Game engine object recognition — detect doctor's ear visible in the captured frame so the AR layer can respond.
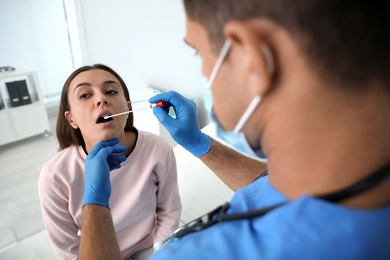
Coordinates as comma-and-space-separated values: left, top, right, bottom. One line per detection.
64, 111, 79, 129
224, 20, 275, 95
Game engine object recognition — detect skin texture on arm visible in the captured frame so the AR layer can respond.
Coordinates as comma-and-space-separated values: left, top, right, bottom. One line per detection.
78, 204, 121, 260
200, 138, 267, 191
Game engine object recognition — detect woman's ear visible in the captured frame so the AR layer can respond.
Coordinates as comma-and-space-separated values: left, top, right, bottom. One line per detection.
126, 101, 131, 119
64, 111, 79, 129
224, 20, 275, 97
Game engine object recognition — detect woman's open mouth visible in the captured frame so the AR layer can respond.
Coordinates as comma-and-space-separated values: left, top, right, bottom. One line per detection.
96, 115, 113, 124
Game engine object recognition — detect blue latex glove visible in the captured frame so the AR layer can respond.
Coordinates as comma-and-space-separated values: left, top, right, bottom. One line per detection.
83, 138, 127, 208
149, 91, 211, 157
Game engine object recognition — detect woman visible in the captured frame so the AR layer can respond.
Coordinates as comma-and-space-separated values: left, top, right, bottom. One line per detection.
38, 64, 181, 259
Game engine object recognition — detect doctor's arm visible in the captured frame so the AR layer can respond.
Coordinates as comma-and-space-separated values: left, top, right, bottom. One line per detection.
150, 91, 266, 191
201, 137, 266, 191
79, 204, 121, 260
78, 139, 127, 260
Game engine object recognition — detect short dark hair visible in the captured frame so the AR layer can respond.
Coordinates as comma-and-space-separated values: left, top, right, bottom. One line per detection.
183, 0, 389, 90
56, 64, 136, 150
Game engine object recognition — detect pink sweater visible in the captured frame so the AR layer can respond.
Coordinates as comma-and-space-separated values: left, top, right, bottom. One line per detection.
38, 131, 181, 259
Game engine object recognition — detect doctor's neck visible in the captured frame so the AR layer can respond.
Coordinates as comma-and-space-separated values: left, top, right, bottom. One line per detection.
264, 76, 390, 208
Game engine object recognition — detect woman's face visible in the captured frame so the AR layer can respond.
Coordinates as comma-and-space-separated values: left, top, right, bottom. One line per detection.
65, 69, 130, 151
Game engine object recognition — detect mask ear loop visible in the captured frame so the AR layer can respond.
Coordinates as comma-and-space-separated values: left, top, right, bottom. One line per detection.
233, 96, 262, 133
233, 44, 274, 134
208, 39, 232, 88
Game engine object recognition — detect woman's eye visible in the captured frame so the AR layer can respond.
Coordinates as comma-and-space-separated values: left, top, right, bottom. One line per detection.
79, 93, 90, 99
106, 89, 118, 95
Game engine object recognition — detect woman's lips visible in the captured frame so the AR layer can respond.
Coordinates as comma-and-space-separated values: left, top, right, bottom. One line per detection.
96, 111, 113, 124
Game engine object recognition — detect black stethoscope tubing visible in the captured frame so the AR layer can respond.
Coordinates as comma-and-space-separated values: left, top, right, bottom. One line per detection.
160, 162, 390, 246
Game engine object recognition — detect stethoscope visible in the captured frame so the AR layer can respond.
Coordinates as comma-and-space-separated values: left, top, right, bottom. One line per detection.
155, 162, 390, 250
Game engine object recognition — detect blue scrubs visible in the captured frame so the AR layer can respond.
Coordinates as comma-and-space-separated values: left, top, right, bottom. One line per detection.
151, 176, 390, 259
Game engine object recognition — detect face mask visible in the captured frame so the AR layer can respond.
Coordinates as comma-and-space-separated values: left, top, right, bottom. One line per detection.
204, 84, 265, 158
210, 105, 266, 158
202, 39, 270, 159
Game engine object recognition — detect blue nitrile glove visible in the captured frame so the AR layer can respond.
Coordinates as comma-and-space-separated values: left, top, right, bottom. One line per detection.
149, 91, 211, 157
83, 138, 127, 208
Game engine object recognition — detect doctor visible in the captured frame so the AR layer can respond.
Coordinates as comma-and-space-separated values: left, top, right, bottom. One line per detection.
78, 0, 390, 259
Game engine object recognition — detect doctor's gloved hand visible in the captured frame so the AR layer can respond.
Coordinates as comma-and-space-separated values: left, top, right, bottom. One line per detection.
149, 91, 211, 157
83, 138, 127, 209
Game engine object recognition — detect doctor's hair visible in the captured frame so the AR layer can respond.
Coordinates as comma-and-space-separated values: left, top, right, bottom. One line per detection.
183, 0, 389, 91
56, 64, 136, 150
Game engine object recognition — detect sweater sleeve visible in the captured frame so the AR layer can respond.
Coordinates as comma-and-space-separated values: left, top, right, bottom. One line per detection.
154, 145, 182, 242
38, 163, 80, 260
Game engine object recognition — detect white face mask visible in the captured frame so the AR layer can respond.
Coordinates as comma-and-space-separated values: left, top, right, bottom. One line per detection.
203, 39, 272, 159
204, 84, 266, 158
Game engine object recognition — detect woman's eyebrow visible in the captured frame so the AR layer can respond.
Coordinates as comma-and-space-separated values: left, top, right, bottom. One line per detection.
73, 82, 91, 93
73, 80, 120, 93
103, 80, 120, 87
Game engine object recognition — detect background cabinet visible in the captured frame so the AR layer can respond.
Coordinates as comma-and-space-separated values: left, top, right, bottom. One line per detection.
0, 68, 50, 146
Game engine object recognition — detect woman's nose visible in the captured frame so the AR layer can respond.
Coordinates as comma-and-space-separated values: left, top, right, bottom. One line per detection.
96, 94, 109, 107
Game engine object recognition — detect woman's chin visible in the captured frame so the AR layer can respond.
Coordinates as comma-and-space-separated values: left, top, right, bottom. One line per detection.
100, 135, 120, 142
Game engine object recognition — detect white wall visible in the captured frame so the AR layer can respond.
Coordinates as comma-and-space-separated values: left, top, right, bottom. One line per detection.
80, 0, 209, 126
0, 0, 73, 98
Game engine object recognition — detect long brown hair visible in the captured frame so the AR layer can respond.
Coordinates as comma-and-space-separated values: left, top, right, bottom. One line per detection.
56, 64, 136, 150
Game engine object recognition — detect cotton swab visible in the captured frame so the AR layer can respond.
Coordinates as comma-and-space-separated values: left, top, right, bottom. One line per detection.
103, 101, 166, 119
